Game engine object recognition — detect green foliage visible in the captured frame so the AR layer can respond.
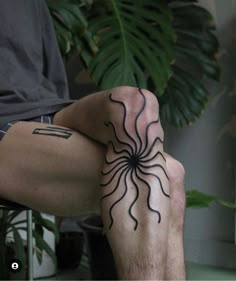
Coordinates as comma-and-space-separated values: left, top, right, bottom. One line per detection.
186, 190, 217, 208
0, 209, 59, 278
86, 0, 176, 94
186, 190, 236, 211
48, 0, 220, 128
33, 210, 59, 267
47, 0, 98, 61
160, 1, 220, 127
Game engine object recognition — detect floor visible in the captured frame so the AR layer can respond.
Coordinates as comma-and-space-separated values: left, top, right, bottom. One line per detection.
186, 262, 236, 280
38, 261, 236, 280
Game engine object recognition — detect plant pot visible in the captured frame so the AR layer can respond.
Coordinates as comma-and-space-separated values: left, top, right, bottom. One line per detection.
78, 215, 118, 280
56, 231, 84, 270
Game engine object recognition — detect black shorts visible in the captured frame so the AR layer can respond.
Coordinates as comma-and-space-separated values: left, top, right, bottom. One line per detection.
0, 113, 56, 141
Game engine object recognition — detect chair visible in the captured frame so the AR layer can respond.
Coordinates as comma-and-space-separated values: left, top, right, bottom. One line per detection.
0, 198, 33, 280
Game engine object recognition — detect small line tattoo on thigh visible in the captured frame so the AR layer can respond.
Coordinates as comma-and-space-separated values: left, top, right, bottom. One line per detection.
32, 126, 73, 139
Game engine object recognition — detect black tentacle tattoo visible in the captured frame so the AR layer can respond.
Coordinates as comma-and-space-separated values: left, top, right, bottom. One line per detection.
108, 168, 131, 229
108, 94, 138, 154
138, 117, 160, 155
108, 140, 131, 157
135, 168, 161, 223
140, 151, 166, 162
100, 163, 129, 187
139, 162, 169, 180
101, 165, 129, 201
137, 166, 170, 198
104, 121, 133, 155
134, 88, 147, 155
100, 88, 170, 230
129, 169, 139, 230
104, 154, 129, 165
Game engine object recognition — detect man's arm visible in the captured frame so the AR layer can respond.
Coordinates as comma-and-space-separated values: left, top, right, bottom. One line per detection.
40, 0, 70, 99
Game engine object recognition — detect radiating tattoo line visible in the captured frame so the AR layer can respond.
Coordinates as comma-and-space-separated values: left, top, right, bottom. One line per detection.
139, 162, 169, 180
101, 165, 128, 201
101, 88, 169, 230
100, 163, 128, 187
108, 140, 131, 157
137, 166, 170, 198
138, 117, 160, 155
139, 136, 164, 158
108, 94, 138, 154
102, 159, 128, 176
108, 168, 131, 229
134, 88, 147, 155
104, 121, 134, 154
135, 168, 161, 223
104, 154, 129, 165
129, 169, 139, 230
140, 151, 166, 162
32, 126, 73, 139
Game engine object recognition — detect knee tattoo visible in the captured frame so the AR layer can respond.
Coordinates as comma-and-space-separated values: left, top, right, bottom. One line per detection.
100, 88, 170, 231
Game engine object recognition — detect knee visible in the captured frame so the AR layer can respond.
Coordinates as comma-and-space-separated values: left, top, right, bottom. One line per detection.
107, 86, 159, 114
165, 153, 185, 184
105, 86, 162, 142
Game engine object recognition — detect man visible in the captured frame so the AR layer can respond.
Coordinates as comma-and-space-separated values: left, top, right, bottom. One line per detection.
0, 0, 186, 279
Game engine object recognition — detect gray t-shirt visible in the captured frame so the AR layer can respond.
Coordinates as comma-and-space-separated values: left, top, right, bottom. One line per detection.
0, 0, 76, 128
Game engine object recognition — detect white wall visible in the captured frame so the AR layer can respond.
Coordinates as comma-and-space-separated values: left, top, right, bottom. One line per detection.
165, 0, 236, 268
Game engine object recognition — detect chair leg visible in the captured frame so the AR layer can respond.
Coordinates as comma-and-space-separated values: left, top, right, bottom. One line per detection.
27, 210, 33, 281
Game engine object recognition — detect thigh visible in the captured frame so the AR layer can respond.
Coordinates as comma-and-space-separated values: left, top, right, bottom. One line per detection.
0, 120, 106, 215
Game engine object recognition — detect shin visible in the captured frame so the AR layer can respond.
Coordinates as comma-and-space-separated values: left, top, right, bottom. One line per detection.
100, 87, 170, 279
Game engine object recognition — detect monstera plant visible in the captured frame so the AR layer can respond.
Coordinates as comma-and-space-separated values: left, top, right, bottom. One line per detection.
46, 0, 236, 212
47, 0, 236, 213
47, 0, 220, 128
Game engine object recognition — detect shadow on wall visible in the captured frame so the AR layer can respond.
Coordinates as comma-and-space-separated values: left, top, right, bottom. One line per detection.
214, 16, 236, 143
65, 54, 97, 100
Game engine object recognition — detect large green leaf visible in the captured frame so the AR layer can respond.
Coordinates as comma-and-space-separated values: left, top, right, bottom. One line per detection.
34, 222, 44, 265
33, 211, 59, 265
49, 0, 220, 128
86, 0, 175, 94
7, 210, 22, 223
33, 231, 58, 270
33, 211, 59, 243
159, 0, 220, 127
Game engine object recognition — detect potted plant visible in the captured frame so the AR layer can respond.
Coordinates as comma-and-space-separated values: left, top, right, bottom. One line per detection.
78, 215, 118, 280
55, 217, 85, 270
45, 0, 226, 278
0, 209, 59, 280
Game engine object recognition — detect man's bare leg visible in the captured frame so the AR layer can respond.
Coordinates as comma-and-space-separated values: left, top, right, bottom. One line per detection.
54, 86, 170, 280
0, 86, 170, 279
101, 90, 170, 280
0, 121, 106, 216
164, 153, 186, 280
